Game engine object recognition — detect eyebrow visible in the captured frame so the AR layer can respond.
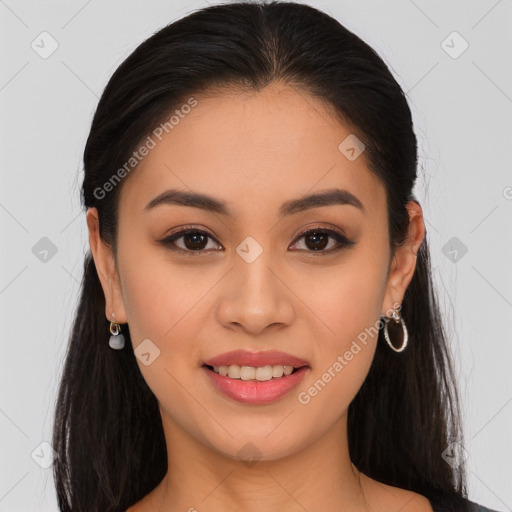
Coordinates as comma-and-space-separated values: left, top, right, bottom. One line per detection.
144, 187, 365, 217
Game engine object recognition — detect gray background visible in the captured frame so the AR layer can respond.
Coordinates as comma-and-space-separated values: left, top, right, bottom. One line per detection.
1, 0, 511, 510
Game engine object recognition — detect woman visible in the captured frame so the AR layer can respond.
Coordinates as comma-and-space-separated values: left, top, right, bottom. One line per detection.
52, 2, 500, 511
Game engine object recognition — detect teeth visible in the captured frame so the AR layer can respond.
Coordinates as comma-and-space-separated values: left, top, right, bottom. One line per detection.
211, 364, 297, 381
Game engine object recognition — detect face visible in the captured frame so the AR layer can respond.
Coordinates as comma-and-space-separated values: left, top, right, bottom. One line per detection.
88, 82, 423, 462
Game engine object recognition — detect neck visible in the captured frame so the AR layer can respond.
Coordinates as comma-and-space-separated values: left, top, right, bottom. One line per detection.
146, 411, 371, 512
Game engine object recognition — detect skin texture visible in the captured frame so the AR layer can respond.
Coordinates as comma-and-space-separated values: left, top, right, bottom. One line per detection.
87, 83, 430, 511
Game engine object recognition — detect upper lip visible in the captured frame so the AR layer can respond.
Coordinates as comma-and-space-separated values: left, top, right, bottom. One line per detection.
202, 350, 310, 368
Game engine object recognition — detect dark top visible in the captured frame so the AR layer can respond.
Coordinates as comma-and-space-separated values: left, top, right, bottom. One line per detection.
428, 495, 501, 512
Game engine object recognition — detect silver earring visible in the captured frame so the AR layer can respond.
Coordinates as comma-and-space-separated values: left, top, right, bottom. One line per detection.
108, 314, 125, 350
382, 305, 408, 353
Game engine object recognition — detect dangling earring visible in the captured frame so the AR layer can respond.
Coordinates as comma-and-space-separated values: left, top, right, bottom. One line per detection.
108, 313, 125, 350
381, 305, 408, 353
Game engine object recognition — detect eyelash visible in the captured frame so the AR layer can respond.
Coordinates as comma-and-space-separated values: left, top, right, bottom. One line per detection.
158, 226, 355, 256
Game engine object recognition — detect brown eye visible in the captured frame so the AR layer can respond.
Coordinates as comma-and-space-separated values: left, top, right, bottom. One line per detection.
160, 229, 222, 253
182, 231, 208, 250
303, 231, 330, 251
290, 228, 355, 254
159, 226, 355, 256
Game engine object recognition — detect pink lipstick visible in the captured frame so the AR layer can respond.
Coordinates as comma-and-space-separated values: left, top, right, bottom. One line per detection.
202, 350, 310, 405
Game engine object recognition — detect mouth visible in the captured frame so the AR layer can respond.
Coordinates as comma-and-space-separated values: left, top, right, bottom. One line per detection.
201, 361, 310, 404
202, 363, 304, 381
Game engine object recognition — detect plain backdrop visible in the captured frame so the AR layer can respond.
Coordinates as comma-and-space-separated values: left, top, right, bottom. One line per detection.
0, 1, 511, 511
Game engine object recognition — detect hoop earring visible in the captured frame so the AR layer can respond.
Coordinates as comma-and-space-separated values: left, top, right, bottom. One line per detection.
108, 313, 125, 350
381, 305, 408, 353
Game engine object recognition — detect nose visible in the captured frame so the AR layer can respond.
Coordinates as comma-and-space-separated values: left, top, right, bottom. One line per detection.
216, 249, 295, 335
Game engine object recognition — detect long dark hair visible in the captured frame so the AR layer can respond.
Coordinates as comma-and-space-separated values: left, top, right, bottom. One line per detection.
52, 2, 471, 511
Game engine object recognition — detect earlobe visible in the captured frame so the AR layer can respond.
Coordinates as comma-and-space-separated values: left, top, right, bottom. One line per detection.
381, 200, 425, 314
86, 207, 128, 324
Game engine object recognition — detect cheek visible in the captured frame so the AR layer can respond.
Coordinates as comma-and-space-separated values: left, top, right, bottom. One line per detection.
117, 234, 207, 346
116, 239, 216, 398
294, 243, 389, 409
116, 246, 214, 441
305, 249, 388, 354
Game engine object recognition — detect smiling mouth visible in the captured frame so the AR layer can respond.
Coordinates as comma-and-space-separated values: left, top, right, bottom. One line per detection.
203, 364, 304, 381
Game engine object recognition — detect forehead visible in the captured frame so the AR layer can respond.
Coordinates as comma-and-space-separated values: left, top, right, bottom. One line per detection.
119, 83, 385, 219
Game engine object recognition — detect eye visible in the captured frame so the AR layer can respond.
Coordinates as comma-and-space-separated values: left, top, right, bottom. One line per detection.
158, 226, 355, 255
159, 228, 222, 254
289, 227, 355, 254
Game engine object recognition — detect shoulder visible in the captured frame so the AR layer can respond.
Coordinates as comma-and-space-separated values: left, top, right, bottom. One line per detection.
391, 488, 434, 512
359, 473, 433, 511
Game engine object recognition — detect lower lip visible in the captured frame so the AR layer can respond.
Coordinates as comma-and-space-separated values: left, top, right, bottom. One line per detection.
202, 365, 309, 405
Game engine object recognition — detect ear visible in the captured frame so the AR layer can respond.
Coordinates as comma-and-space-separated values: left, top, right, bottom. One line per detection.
86, 207, 128, 324
381, 200, 425, 316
